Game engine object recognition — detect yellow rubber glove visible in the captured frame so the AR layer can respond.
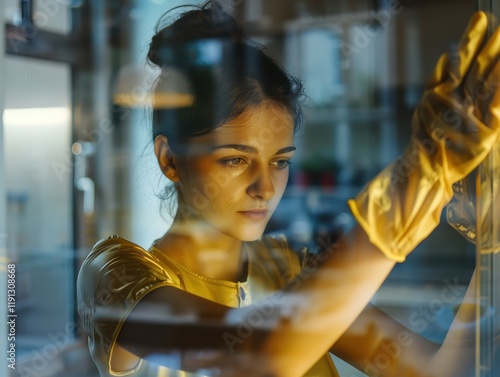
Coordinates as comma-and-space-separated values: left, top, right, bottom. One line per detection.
348, 11, 500, 262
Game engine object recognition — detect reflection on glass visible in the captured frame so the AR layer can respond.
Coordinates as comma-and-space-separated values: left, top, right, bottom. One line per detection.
79, 2, 494, 375
5, 0, 500, 376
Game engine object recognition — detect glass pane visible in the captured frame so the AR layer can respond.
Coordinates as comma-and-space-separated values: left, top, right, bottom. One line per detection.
12, 1, 493, 376
3, 56, 74, 367
80, 1, 486, 376
96, 1, 480, 376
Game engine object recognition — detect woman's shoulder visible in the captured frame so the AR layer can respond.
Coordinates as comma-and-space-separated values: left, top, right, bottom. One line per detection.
77, 235, 181, 306
79, 236, 178, 282
76, 236, 181, 341
84, 235, 155, 261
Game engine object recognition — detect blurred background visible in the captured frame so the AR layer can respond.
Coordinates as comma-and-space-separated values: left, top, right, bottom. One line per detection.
0, 0, 498, 376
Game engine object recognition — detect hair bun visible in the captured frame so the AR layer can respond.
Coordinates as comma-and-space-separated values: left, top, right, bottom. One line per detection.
148, 1, 245, 68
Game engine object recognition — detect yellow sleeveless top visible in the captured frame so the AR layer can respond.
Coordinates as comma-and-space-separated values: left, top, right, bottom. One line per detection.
77, 235, 339, 377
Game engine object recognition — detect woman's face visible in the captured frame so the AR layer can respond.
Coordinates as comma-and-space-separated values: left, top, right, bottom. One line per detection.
175, 104, 295, 241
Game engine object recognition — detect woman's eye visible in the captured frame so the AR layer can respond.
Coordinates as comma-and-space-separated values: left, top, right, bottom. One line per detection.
222, 157, 245, 167
271, 159, 291, 169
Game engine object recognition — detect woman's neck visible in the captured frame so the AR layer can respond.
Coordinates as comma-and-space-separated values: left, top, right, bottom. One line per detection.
155, 217, 247, 282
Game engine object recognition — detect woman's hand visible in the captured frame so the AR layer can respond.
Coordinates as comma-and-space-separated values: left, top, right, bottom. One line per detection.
415, 11, 500, 184
348, 11, 500, 262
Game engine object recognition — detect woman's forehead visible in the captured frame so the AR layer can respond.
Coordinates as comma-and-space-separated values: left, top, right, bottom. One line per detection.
211, 105, 294, 139
186, 106, 295, 153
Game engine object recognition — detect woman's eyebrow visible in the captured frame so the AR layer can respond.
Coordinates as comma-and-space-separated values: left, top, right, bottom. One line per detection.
211, 144, 296, 155
276, 146, 296, 154
211, 144, 257, 153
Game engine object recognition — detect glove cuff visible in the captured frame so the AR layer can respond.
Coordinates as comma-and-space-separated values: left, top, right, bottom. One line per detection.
348, 151, 453, 262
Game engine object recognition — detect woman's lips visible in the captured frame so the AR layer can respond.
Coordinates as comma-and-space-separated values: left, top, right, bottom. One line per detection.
237, 210, 269, 221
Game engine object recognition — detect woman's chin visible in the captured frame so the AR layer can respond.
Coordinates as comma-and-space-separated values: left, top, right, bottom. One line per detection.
240, 234, 264, 242
210, 218, 270, 242
229, 226, 266, 242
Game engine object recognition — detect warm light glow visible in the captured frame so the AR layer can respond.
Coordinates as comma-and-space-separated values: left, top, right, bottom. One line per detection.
113, 88, 195, 109
152, 92, 195, 109
113, 65, 194, 109
3, 107, 71, 126
113, 93, 152, 108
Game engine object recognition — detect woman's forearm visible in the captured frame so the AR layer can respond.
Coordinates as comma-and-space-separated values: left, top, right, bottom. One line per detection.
426, 270, 477, 377
330, 271, 477, 377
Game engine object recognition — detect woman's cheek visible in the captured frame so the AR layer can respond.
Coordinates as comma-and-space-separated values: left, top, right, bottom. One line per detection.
274, 170, 290, 191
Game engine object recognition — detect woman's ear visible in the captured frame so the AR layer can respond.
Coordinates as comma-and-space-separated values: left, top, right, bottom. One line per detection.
154, 135, 179, 182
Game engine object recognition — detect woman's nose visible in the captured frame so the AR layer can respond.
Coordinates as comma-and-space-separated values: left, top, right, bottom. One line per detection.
247, 166, 275, 201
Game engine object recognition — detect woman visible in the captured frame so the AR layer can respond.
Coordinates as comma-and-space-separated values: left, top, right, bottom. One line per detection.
77, 2, 500, 376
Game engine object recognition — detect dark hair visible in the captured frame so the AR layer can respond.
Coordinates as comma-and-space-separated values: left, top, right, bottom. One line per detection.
147, 1, 305, 154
